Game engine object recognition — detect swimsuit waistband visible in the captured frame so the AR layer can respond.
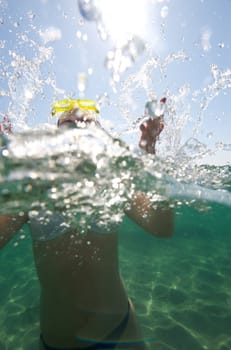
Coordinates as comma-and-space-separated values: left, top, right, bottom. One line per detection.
40, 301, 130, 350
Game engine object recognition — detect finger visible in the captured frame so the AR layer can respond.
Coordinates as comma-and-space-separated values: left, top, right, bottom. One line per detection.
159, 123, 164, 132
140, 123, 146, 132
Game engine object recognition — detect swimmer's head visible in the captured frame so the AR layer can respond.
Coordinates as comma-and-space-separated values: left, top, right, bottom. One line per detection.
51, 99, 100, 129
57, 108, 100, 129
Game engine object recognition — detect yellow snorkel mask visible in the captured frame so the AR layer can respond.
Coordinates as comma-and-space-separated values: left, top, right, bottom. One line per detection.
51, 99, 99, 117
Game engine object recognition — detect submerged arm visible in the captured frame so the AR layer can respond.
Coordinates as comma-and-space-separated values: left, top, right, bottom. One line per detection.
125, 192, 174, 238
0, 118, 28, 248
125, 101, 174, 238
0, 214, 28, 249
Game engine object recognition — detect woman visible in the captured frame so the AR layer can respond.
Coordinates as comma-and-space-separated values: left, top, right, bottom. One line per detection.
0, 100, 173, 349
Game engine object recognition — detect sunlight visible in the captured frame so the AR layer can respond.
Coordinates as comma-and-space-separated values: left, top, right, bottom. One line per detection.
98, 0, 149, 41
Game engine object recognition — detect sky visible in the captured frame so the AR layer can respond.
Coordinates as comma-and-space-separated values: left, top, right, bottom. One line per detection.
0, 0, 231, 165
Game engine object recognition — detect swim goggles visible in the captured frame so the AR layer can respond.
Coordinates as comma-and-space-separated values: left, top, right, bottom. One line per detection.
51, 99, 99, 117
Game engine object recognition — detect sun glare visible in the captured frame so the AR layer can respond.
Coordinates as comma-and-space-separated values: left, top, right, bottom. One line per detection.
98, 0, 148, 41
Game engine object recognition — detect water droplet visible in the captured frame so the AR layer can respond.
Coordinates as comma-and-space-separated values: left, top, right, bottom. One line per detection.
28, 11, 35, 20
78, 0, 100, 21
201, 28, 212, 51
21, 34, 29, 42
88, 67, 93, 75
82, 33, 88, 41
78, 18, 84, 26
206, 132, 213, 139
179, 84, 190, 96
24, 89, 34, 100
113, 73, 120, 83
160, 6, 169, 18
76, 30, 82, 39
145, 99, 166, 117
24, 184, 32, 192
0, 40, 5, 49
77, 72, 87, 93
2, 149, 9, 157
145, 99, 157, 117
97, 21, 108, 41
104, 35, 145, 79
39, 26, 62, 44
211, 64, 220, 81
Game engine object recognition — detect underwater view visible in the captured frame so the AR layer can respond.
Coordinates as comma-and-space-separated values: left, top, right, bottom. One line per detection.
0, 0, 231, 349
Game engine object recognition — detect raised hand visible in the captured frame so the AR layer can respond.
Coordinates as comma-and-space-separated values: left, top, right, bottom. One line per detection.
139, 97, 166, 154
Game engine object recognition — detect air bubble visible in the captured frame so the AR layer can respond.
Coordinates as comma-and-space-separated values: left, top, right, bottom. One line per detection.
24, 184, 32, 192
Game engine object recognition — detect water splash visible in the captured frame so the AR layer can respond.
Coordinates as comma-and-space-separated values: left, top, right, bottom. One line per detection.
105, 35, 146, 83
0, 12, 60, 130
0, 126, 231, 227
190, 64, 231, 141
117, 47, 231, 168
117, 50, 189, 129
77, 0, 146, 80
0, 126, 140, 228
7, 45, 53, 129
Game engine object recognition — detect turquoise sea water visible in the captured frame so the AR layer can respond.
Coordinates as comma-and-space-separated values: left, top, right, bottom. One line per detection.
0, 128, 231, 349
121, 202, 231, 350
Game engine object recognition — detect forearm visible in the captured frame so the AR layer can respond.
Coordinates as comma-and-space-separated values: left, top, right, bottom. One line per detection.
129, 103, 173, 236
125, 192, 174, 238
0, 123, 28, 247
0, 213, 28, 248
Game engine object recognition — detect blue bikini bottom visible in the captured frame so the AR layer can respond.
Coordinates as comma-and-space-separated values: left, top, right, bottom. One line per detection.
40, 302, 131, 350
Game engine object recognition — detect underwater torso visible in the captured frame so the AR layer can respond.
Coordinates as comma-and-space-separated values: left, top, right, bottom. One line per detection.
28, 211, 119, 241
28, 211, 71, 241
